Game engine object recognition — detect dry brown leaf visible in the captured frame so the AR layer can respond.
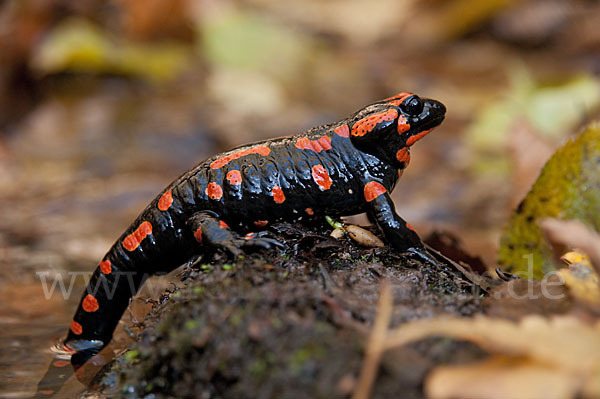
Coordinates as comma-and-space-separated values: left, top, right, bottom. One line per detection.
583, 370, 600, 398
357, 277, 600, 398
540, 218, 600, 274
383, 315, 600, 398
385, 316, 600, 371
507, 122, 555, 209
558, 253, 600, 306
426, 356, 581, 399
345, 225, 385, 248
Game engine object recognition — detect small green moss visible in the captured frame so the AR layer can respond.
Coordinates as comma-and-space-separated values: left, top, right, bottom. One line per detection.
229, 312, 243, 327
271, 317, 282, 328
192, 286, 204, 295
288, 344, 326, 375
124, 350, 139, 363
222, 264, 234, 271
200, 264, 212, 272
184, 320, 198, 330
249, 358, 268, 377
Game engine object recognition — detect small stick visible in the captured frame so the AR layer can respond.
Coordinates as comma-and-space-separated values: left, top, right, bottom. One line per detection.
352, 282, 393, 399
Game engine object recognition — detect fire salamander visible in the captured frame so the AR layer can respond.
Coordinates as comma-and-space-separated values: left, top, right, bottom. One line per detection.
64, 92, 446, 366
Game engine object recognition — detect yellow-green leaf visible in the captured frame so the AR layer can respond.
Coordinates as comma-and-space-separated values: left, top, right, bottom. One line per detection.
498, 125, 600, 278
31, 18, 192, 83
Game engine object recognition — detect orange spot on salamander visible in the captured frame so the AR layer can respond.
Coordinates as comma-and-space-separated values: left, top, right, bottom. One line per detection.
272, 185, 286, 204
206, 182, 223, 200
406, 222, 416, 232
158, 190, 173, 211
254, 220, 268, 227
100, 259, 112, 274
39, 390, 55, 395
384, 92, 412, 102
364, 181, 387, 202
82, 294, 99, 312
334, 124, 349, 138
311, 164, 332, 190
406, 128, 433, 146
295, 136, 332, 152
53, 360, 70, 367
70, 320, 83, 335
397, 114, 410, 134
219, 220, 229, 229
226, 170, 242, 185
122, 221, 153, 251
295, 137, 311, 151
396, 147, 410, 164
305, 207, 314, 215
318, 136, 332, 150
351, 109, 398, 137
210, 145, 271, 169
194, 227, 202, 244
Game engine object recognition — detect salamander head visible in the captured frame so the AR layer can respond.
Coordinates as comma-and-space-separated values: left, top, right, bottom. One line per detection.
348, 92, 446, 168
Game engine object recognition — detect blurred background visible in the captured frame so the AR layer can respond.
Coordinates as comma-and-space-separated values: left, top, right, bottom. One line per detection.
0, 0, 599, 396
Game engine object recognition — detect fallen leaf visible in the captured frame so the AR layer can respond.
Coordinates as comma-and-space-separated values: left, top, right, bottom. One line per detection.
554, 249, 600, 307
345, 225, 385, 248
559, 262, 600, 306
426, 356, 581, 399
507, 122, 555, 209
499, 125, 600, 279
540, 219, 600, 275
383, 315, 600, 399
31, 18, 192, 83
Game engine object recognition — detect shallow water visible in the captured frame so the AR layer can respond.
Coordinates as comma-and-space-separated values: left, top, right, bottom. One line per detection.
0, 263, 87, 398
0, 87, 216, 398
0, 237, 185, 398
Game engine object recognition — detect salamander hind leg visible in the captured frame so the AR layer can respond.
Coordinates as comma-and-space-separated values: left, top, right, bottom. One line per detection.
187, 211, 283, 257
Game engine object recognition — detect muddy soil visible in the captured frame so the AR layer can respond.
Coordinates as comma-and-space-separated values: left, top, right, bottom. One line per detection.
92, 222, 485, 399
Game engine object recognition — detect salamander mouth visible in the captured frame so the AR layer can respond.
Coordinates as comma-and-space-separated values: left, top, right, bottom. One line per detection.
419, 113, 445, 131
413, 99, 446, 132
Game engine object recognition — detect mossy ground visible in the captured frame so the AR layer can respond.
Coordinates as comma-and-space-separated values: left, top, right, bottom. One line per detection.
93, 222, 484, 399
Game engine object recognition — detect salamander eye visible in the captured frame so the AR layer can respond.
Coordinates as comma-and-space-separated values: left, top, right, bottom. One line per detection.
401, 95, 424, 116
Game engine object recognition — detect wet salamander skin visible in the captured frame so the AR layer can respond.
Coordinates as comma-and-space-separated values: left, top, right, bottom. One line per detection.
65, 92, 446, 364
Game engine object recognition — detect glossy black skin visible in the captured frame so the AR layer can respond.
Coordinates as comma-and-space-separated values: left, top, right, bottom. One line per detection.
65, 93, 446, 365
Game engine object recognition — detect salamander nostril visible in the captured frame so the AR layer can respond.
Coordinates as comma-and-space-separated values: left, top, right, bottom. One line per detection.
423, 100, 446, 119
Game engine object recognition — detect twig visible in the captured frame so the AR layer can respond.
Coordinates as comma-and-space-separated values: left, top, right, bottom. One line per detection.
352, 282, 393, 399
425, 244, 491, 291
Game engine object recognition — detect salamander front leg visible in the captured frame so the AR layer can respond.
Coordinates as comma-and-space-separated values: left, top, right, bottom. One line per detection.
187, 211, 283, 257
363, 181, 434, 263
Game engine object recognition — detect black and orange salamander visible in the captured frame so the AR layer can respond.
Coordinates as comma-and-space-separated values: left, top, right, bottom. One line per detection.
64, 92, 446, 366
